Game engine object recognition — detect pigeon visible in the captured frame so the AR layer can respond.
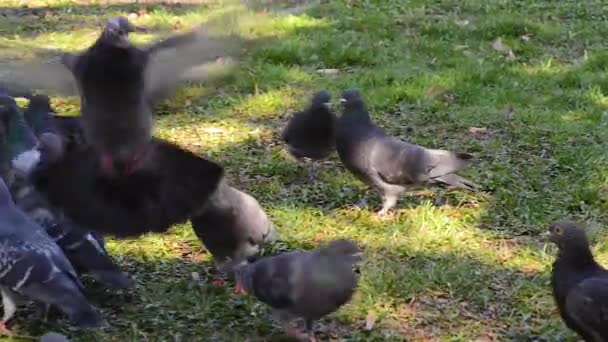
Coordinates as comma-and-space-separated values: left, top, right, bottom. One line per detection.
191, 179, 277, 286
335, 89, 479, 216
0, 177, 105, 334
0, 95, 41, 177
59, 16, 241, 177
23, 94, 57, 137
40, 332, 71, 342
234, 239, 361, 342
60, 17, 154, 177
31, 137, 224, 238
547, 221, 608, 342
281, 90, 336, 180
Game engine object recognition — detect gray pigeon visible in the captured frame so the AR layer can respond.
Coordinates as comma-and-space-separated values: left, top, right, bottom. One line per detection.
191, 179, 277, 286
281, 90, 336, 180
336, 89, 479, 216
234, 239, 361, 342
0, 177, 105, 333
40, 332, 71, 342
547, 221, 608, 341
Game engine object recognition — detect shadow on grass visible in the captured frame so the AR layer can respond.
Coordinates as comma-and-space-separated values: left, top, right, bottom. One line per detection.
4, 241, 564, 341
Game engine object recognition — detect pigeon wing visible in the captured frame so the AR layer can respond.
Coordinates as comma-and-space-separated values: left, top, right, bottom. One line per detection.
565, 276, 608, 340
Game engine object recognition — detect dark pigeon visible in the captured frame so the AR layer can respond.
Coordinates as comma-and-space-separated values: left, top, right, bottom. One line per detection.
59, 17, 241, 177
547, 221, 608, 342
335, 89, 479, 216
23, 94, 56, 137
60, 17, 153, 177
234, 239, 361, 342
31, 137, 224, 238
0, 177, 105, 333
191, 179, 277, 285
281, 90, 336, 180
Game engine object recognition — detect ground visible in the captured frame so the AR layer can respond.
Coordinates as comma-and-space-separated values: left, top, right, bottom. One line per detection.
0, 0, 607, 341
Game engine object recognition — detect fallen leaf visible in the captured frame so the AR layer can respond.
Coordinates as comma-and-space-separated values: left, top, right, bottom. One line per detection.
491, 38, 511, 54
454, 19, 469, 26
365, 310, 376, 331
202, 127, 225, 134
492, 38, 517, 61
316, 68, 340, 75
467, 127, 490, 139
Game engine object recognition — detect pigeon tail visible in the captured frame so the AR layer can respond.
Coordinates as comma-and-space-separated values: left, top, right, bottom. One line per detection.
431, 173, 480, 191
310, 90, 331, 106
426, 149, 474, 179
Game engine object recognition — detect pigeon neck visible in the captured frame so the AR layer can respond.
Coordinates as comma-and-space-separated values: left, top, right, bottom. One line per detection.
557, 242, 597, 269
7, 110, 37, 158
342, 103, 372, 125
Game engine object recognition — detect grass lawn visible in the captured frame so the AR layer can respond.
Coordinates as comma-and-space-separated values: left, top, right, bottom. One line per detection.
1, 0, 608, 341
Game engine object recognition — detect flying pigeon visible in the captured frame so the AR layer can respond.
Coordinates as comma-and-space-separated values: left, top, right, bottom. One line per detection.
31, 137, 224, 238
0, 177, 105, 334
547, 221, 608, 341
57, 16, 241, 177
191, 179, 277, 286
335, 89, 479, 216
281, 90, 336, 180
59, 17, 154, 177
234, 239, 361, 342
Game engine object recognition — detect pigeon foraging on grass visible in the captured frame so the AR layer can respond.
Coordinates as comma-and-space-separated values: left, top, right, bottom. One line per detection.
234, 239, 361, 342
335, 89, 478, 216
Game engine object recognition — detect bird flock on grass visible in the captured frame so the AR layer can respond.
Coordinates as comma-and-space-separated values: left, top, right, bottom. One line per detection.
0, 14, 605, 342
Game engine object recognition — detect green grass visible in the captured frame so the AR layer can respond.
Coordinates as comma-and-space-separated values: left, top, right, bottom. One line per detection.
2, 0, 608, 340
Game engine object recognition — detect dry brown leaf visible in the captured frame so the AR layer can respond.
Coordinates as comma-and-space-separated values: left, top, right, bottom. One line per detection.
316, 68, 340, 75
467, 127, 490, 139
364, 310, 376, 331
492, 38, 516, 61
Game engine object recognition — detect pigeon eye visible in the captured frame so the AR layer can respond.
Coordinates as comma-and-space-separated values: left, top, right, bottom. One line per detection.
554, 227, 562, 235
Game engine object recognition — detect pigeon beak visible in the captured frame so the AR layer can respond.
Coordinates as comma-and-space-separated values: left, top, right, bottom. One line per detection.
339, 98, 347, 104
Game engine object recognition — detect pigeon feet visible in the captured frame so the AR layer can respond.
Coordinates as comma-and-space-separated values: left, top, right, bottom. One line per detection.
234, 280, 247, 295
374, 209, 394, 220
286, 327, 310, 341
0, 321, 12, 336
212, 274, 226, 287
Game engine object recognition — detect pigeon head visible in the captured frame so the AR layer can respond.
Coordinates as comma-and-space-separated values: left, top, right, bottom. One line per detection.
311, 90, 331, 108
340, 89, 362, 104
322, 239, 362, 258
339, 89, 370, 123
547, 221, 591, 250
101, 17, 136, 48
